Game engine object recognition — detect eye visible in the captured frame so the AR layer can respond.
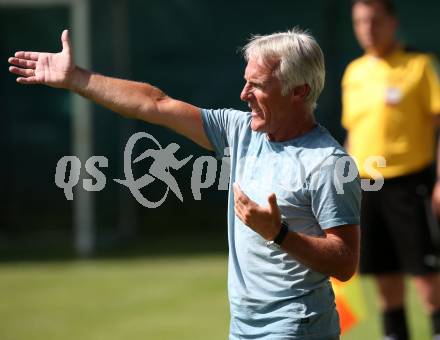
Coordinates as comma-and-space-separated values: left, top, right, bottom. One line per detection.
249, 82, 263, 90
243, 80, 264, 93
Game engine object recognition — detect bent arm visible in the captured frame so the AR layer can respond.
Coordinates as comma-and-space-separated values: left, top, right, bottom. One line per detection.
232, 184, 360, 282
70, 68, 213, 149
280, 224, 360, 282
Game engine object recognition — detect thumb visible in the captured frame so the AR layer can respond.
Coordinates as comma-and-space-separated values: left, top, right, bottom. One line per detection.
61, 29, 71, 52
267, 193, 279, 214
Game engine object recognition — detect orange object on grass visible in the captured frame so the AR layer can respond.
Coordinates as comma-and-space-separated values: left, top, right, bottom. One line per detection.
331, 275, 366, 335
335, 292, 358, 333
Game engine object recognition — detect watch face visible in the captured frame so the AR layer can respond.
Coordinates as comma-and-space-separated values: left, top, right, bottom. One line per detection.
265, 240, 279, 250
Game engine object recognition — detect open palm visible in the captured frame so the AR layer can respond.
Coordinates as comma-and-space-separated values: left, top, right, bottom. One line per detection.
8, 30, 75, 88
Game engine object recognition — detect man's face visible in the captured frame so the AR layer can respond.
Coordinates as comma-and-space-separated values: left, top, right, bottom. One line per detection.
240, 57, 289, 133
352, 1, 397, 55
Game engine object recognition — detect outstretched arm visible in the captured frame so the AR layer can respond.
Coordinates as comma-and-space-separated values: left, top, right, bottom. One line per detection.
8, 30, 213, 150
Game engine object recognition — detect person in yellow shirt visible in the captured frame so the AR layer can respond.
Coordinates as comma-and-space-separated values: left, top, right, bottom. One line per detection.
342, 0, 440, 339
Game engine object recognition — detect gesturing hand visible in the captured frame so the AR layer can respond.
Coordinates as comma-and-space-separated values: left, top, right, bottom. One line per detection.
233, 183, 282, 241
8, 30, 75, 89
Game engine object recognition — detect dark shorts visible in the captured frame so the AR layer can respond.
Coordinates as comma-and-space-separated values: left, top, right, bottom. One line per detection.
359, 166, 440, 275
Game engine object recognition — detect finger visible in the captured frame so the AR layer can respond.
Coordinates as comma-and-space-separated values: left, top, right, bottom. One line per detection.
14, 51, 39, 61
61, 29, 71, 52
233, 183, 242, 201
233, 182, 250, 203
234, 201, 245, 222
16, 77, 39, 84
233, 182, 241, 194
8, 57, 36, 69
232, 187, 245, 212
235, 190, 248, 205
233, 189, 242, 209
234, 193, 244, 211
268, 193, 279, 214
9, 66, 34, 77
234, 198, 242, 214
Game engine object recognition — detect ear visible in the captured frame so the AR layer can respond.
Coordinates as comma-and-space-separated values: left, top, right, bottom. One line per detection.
292, 84, 311, 101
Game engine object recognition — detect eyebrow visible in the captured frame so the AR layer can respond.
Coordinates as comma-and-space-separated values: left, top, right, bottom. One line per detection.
243, 77, 266, 86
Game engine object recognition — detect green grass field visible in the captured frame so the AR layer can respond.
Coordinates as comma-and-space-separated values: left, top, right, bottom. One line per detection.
0, 255, 432, 340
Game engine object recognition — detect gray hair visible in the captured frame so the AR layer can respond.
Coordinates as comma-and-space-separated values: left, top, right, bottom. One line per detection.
242, 28, 325, 110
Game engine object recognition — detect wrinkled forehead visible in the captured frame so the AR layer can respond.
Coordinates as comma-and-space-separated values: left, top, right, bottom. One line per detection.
244, 60, 270, 83
244, 56, 280, 78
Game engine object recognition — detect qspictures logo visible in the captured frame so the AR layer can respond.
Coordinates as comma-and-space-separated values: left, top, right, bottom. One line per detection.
55, 132, 231, 208
54, 131, 385, 208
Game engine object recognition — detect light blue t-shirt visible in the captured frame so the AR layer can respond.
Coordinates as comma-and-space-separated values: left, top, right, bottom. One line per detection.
201, 108, 361, 339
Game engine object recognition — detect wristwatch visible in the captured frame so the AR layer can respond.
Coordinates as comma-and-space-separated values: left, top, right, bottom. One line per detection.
265, 221, 289, 248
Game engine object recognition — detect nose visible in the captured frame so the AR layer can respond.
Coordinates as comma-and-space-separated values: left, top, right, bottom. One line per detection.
365, 21, 374, 35
359, 19, 374, 35
240, 83, 250, 102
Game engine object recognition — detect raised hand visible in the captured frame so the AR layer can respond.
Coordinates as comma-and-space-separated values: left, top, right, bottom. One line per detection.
8, 30, 75, 89
232, 183, 281, 241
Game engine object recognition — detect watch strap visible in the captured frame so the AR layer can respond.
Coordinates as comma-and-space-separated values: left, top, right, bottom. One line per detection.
274, 221, 289, 245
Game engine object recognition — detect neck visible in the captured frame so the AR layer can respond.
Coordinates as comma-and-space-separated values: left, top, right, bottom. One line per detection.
267, 111, 317, 142
368, 41, 399, 58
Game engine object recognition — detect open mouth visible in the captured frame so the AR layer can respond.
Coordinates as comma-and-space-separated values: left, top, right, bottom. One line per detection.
248, 103, 262, 116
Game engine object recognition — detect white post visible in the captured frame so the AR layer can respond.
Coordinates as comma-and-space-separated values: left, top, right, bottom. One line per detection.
0, 0, 94, 257
71, 0, 94, 257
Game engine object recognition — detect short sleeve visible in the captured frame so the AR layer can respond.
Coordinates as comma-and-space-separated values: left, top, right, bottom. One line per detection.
201, 108, 248, 158
310, 154, 361, 229
421, 55, 440, 115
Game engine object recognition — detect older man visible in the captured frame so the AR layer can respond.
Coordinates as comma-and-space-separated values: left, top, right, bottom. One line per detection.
9, 28, 360, 339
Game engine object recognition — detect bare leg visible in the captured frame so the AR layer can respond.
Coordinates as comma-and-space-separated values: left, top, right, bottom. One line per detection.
375, 273, 408, 340
413, 273, 440, 313
376, 273, 405, 310
413, 273, 440, 339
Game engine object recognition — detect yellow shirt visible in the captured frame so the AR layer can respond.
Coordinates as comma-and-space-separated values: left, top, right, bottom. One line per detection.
342, 47, 440, 179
